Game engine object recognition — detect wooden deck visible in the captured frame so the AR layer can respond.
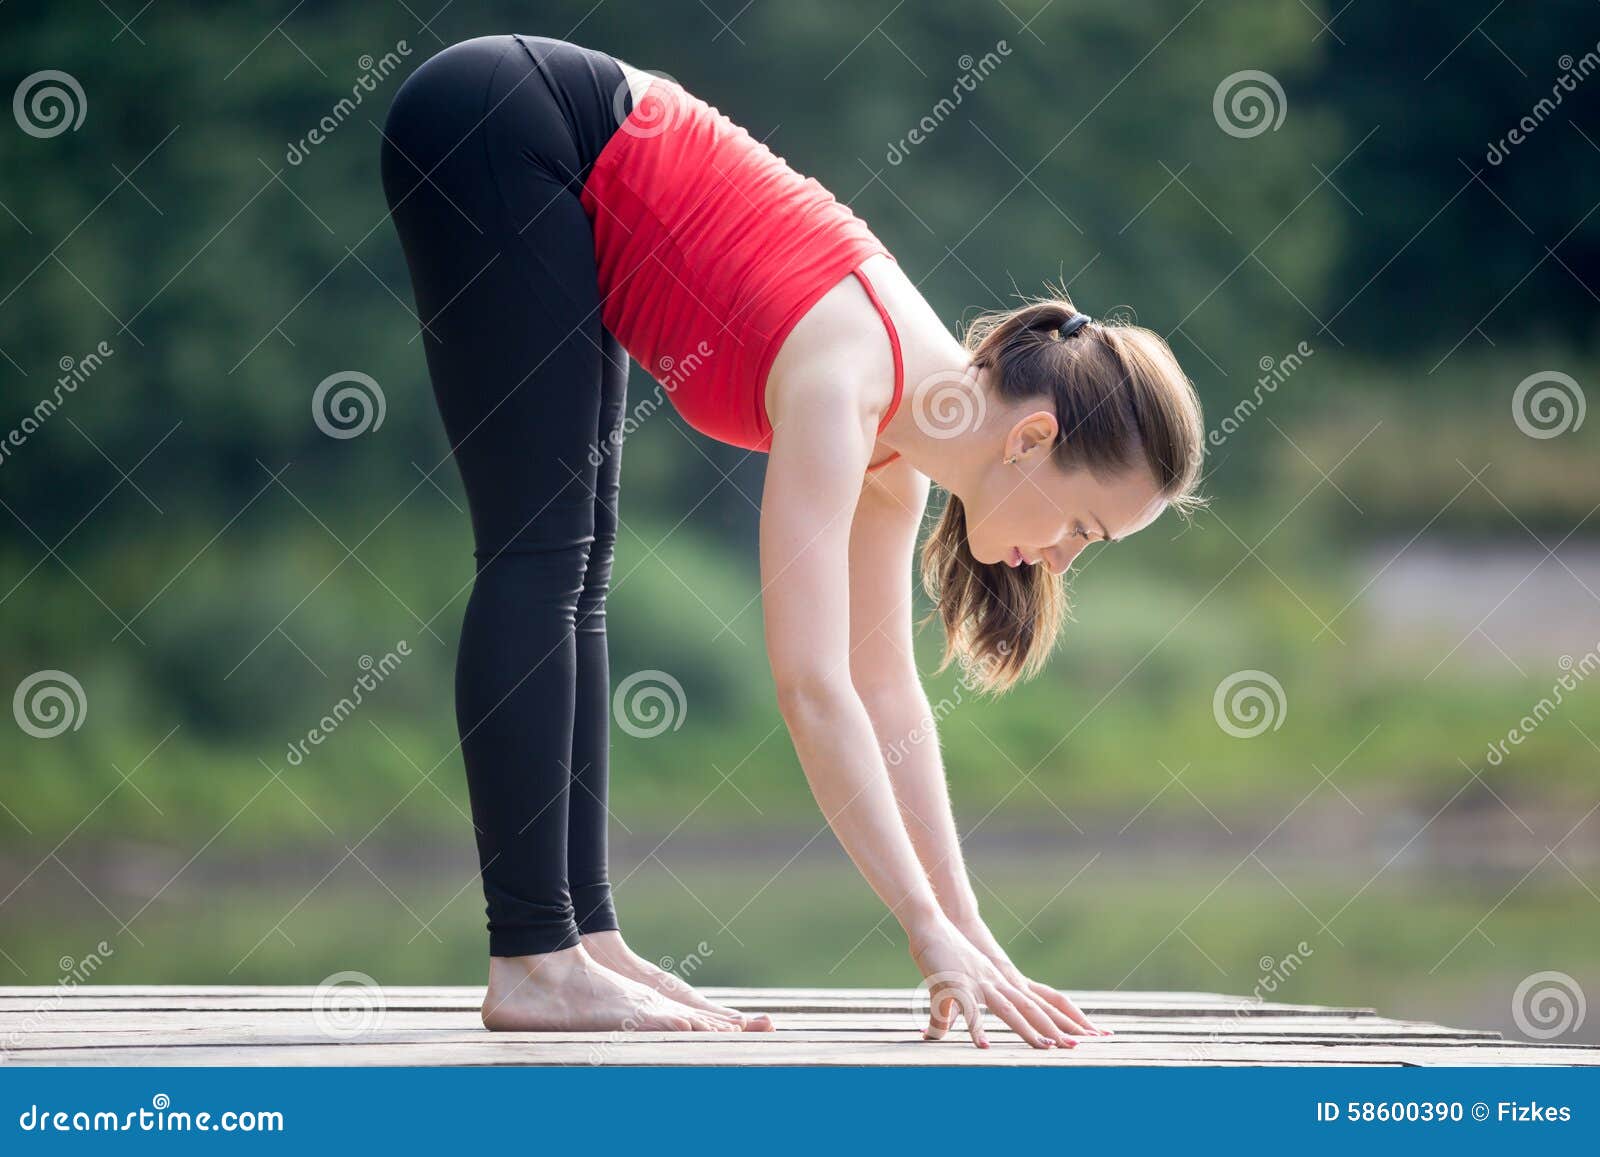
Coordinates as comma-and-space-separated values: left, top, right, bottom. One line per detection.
4, 986, 1598, 1066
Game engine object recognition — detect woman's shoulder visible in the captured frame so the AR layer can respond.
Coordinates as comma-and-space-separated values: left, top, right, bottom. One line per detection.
766, 262, 902, 435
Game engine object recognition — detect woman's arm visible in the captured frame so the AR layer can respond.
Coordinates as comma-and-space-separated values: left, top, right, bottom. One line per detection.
761, 377, 1074, 1049
846, 463, 984, 925
847, 460, 1108, 1039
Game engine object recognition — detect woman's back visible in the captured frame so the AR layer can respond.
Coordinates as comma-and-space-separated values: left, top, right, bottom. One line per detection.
580, 68, 893, 451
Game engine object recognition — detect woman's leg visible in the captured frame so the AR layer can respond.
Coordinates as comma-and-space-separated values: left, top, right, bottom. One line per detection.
380, 35, 735, 1031
564, 331, 773, 1029
566, 327, 625, 939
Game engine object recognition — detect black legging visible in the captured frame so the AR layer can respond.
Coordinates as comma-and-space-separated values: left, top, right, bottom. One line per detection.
380, 35, 631, 956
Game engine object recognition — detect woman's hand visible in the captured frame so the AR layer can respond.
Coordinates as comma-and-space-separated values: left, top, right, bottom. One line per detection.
951, 915, 1112, 1039
909, 920, 1085, 1050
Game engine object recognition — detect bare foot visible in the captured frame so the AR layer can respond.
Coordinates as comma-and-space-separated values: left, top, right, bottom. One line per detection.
581, 930, 775, 1031
481, 945, 740, 1032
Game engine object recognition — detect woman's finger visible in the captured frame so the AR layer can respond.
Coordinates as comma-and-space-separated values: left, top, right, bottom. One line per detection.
959, 989, 989, 1050
1029, 980, 1110, 1036
923, 991, 953, 1041
1000, 981, 1076, 1048
983, 987, 1054, 1050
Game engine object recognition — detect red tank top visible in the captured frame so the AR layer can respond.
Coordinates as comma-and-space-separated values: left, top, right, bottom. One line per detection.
580, 76, 905, 469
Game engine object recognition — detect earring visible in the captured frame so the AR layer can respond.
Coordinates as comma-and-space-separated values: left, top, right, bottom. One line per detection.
1004, 455, 1017, 466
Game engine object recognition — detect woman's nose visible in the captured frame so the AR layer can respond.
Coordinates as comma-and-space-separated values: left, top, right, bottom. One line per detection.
1043, 539, 1087, 575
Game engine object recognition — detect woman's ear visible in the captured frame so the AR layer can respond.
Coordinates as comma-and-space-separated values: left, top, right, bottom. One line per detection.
1004, 410, 1060, 463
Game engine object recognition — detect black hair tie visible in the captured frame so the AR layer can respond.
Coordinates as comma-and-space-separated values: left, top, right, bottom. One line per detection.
1056, 312, 1091, 339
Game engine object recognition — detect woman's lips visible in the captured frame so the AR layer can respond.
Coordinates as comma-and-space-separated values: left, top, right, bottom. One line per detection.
1007, 546, 1024, 567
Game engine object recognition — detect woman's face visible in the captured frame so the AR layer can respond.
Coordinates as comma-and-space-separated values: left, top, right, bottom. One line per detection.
962, 409, 1168, 575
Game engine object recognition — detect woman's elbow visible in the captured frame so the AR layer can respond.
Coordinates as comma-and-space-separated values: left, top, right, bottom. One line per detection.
772, 669, 854, 724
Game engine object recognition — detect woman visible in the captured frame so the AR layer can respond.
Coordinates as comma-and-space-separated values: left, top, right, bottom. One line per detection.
381, 34, 1204, 1050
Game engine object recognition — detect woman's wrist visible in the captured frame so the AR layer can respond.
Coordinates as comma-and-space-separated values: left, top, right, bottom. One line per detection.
900, 901, 958, 951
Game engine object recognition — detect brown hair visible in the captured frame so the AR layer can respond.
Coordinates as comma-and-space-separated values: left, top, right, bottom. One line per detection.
920, 296, 1205, 693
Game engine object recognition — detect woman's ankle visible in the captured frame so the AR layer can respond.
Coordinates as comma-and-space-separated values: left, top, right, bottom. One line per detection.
579, 929, 626, 957
488, 943, 589, 987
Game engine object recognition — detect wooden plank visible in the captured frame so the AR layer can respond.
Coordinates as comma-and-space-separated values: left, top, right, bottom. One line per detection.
4, 987, 1591, 1067
0, 993, 1380, 1017
0, 1011, 1501, 1040
8, 1038, 1594, 1066
0, 986, 1237, 1001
